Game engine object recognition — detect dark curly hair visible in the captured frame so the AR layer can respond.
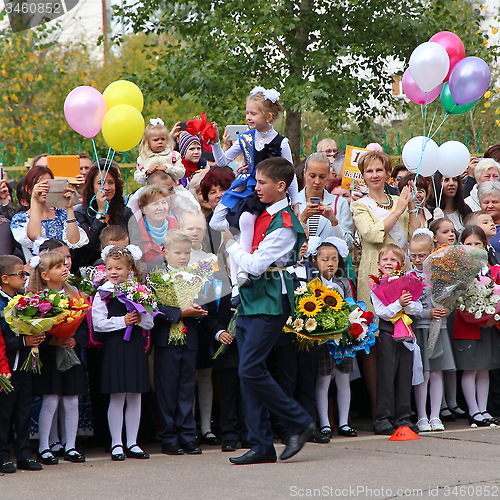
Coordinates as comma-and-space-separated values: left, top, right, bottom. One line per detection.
82, 160, 126, 226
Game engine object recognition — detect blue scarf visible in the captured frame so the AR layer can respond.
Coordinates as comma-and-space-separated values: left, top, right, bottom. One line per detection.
145, 218, 169, 247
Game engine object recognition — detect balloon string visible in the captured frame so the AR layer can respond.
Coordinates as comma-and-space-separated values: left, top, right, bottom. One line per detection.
429, 113, 450, 141
427, 108, 439, 139
87, 148, 116, 217
91, 139, 99, 165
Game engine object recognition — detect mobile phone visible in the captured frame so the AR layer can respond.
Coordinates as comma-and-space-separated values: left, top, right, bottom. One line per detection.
179, 122, 187, 131
226, 125, 248, 141
45, 179, 68, 208
310, 197, 321, 205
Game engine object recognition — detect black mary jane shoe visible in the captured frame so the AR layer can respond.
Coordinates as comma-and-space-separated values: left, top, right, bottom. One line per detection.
49, 441, 65, 457
338, 425, 358, 437
63, 449, 86, 463
126, 445, 150, 459
319, 426, 333, 439
481, 413, 500, 426
439, 408, 456, 422
469, 412, 491, 428
200, 431, 221, 446
110, 444, 126, 461
37, 450, 58, 465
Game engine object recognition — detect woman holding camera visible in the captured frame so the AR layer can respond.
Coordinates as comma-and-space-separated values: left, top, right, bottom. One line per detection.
10, 166, 88, 261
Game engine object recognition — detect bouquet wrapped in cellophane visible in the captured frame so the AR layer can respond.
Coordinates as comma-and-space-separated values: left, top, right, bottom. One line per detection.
369, 269, 429, 341
456, 275, 500, 325
283, 278, 377, 362
423, 244, 488, 355
98, 279, 157, 341
147, 258, 218, 344
4, 291, 70, 373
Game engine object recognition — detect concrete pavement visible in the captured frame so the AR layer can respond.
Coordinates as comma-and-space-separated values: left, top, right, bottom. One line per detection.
1, 422, 499, 500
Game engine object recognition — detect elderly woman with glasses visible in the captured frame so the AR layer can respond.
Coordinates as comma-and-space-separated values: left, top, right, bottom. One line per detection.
465, 159, 500, 212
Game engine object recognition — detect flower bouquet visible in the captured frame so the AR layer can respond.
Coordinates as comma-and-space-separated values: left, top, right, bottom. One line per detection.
0, 375, 13, 394
456, 276, 500, 325
98, 279, 158, 341
369, 270, 429, 341
77, 265, 107, 295
423, 244, 488, 354
283, 278, 377, 361
4, 291, 69, 373
147, 258, 218, 344
185, 113, 217, 143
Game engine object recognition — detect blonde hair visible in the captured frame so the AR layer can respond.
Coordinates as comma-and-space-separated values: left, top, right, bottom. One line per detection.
29, 251, 74, 294
317, 138, 337, 152
163, 229, 192, 250
247, 92, 283, 122
410, 231, 434, 251
138, 185, 169, 209
474, 158, 500, 182
139, 122, 173, 157
179, 211, 206, 230
377, 244, 405, 265
104, 246, 144, 283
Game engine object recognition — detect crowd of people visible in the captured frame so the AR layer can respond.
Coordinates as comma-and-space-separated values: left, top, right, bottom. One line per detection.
1, 85, 500, 472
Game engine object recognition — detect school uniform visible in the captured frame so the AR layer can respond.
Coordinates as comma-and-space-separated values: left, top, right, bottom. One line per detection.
92, 282, 154, 394
0, 290, 34, 464
227, 198, 312, 456
371, 291, 422, 433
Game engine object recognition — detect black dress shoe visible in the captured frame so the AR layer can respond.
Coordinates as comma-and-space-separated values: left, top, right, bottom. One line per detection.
229, 450, 277, 465
49, 441, 65, 457
17, 459, 42, 471
338, 425, 358, 437
308, 431, 330, 443
221, 440, 237, 452
161, 443, 184, 455
37, 450, 58, 465
1, 461, 16, 473
182, 441, 202, 455
64, 449, 86, 463
126, 445, 150, 459
200, 432, 220, 446
110, 444, 125, 461
280, 422, 315, 461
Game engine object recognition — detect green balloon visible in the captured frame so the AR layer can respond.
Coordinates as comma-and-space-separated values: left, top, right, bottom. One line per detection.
440, 82, 479, 115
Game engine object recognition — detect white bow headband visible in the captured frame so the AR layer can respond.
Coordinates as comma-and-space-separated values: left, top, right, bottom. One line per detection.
150, 118, 165, 127
30, 255, 41, 268
101, 244, 143, 262
249, 86, 281, 103
305, 236, 349, 259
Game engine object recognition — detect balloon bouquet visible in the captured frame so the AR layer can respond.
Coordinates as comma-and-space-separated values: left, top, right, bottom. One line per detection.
63, 80, 145, 215
400, 31, 491, 209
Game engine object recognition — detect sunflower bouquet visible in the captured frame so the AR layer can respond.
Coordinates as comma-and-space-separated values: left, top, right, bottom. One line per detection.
284, 278, 377, 361
147, 258, 218, 344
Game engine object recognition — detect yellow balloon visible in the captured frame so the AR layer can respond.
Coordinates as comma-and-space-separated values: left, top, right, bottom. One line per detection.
103, 80, 144, 112
102, 104, 145, 152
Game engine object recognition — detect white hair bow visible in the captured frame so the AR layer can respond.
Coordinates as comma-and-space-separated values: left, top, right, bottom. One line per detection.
412, 228, 434, 239
30, 256, 41, 268
249, 86, 281, 103
150, 118, 165, 127
101, 244, 143, 263
305, 236, 349, 259
32, 237, 48, 256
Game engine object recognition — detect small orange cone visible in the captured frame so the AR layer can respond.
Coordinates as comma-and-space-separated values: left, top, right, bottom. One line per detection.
388, 425, 420, 441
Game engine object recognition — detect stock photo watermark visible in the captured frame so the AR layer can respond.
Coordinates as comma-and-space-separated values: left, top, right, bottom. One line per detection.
288, 484, 500, 498
3, 0, 79, 31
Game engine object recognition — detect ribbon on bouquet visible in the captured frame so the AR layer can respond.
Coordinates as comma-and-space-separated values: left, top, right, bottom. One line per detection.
389, 311, 414, 342
99, 290, 160, 341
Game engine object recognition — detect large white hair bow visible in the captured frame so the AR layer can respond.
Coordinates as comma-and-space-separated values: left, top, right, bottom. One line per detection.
249, 86, 281, 103
150, 118, 165, 127
305, 236, 349, 259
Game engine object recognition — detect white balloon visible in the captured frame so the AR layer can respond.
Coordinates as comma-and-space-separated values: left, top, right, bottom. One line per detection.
409, 42, 450, 92
402, 136, 439, 176
437, 141, 470, 177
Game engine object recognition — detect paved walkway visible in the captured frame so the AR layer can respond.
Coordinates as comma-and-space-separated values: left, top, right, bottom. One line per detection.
1, 422, 499, 500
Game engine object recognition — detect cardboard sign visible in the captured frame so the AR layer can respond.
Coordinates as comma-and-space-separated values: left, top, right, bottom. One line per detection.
341, 145, 369, 191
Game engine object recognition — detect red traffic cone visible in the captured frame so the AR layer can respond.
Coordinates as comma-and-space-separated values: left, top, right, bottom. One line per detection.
388, 425, 420, 441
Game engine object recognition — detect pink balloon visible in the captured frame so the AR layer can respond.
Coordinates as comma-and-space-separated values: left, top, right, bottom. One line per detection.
429, 31, 465, 81
402, 69, 441, 105
64, 86, 108, 139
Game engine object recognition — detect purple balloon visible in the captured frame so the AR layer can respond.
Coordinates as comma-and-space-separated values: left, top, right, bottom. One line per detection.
448, 57, 491, 105
402, 68, 442, 105
64, 86, 108, 139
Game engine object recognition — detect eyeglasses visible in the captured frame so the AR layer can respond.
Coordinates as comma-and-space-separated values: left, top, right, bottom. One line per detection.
320, 149, 337, 157
5, 271, 30, 277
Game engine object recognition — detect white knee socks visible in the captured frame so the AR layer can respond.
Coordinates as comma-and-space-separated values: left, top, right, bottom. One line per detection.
316, 375, 331, 429
38, 395, 59, 454
335, 371, 352, 428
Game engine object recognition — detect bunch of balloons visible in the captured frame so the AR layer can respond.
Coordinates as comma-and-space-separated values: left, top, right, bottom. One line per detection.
64, 80, 145, 152
402, 137, 470, 178
401, 31, 491, 179
403, 31, 490, 115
